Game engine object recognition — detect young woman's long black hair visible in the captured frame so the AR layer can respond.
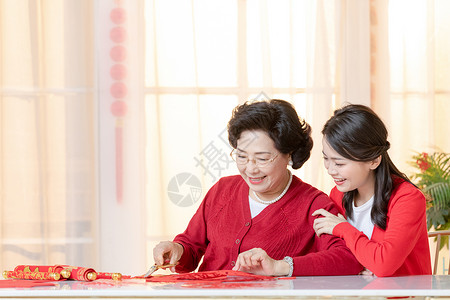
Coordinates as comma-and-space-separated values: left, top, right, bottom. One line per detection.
322, 104, 411, 230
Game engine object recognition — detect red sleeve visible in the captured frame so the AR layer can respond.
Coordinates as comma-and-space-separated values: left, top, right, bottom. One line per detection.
329, 187, 346, 216
292, 194, 363, 275
172, 183, 216, 273
332, 183, 427, 277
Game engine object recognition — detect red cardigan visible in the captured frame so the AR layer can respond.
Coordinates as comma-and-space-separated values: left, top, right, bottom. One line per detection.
331, 178, 432, 277
173, 175, 363, 276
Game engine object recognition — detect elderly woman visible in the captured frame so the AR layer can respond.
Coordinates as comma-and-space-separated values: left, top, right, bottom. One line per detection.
153, 99, 362, 276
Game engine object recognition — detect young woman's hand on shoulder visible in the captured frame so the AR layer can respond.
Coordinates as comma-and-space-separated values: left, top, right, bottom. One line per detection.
312, 209, 347, 237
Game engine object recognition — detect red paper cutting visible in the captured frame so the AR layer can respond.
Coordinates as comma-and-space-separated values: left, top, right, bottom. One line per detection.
0, 280, 57, 288
146, 270, 276, 283
181, 281, 280, 289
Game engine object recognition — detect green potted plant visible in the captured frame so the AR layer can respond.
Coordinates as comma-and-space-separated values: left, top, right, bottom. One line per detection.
410, 152, 450, 249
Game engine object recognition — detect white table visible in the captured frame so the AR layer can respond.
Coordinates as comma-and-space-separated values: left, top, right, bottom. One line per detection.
0, 275, 449, 299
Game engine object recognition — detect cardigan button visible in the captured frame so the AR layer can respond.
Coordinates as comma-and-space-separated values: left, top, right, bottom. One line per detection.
235, 239, 240, 244
245, 222, 250, 226
231, 261, 236, 266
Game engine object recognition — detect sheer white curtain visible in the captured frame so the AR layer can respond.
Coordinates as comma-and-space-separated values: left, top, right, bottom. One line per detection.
370, 0, 450, 275
0, 1, 97, 272
371, 0, 450, 173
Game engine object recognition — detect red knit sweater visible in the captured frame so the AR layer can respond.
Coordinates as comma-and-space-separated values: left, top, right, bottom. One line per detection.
173, 175, 363, 276
331, 177, 432, 277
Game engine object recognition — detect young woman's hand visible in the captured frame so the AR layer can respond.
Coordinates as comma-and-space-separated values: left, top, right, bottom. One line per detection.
359, 268, 375, 276
232, 248, 290, 276
312, 209, 347, 237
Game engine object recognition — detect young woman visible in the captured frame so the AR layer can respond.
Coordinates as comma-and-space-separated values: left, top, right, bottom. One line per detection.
312, 104, 431, 277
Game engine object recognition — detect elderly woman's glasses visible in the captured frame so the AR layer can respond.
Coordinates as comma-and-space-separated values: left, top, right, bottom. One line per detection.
230, 149, 279, 167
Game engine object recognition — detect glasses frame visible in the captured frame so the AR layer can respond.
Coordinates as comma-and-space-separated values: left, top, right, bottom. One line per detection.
230, 149, 279, 167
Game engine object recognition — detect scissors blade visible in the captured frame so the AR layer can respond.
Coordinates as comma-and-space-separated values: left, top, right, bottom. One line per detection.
143, 265, 158, 278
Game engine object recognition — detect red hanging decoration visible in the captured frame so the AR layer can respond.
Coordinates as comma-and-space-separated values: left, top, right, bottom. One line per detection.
109, 1, 128, 204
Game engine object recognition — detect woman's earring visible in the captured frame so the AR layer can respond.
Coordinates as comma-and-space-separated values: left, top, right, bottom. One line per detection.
288, 159, 293, 166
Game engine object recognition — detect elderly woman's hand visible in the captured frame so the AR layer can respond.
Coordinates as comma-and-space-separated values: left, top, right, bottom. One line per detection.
231, 248, 290, 276
312, 209, 347, 237
153, 241, 183, 272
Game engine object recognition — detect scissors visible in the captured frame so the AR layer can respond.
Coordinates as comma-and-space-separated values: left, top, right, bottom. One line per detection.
143, 264, 177, 278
